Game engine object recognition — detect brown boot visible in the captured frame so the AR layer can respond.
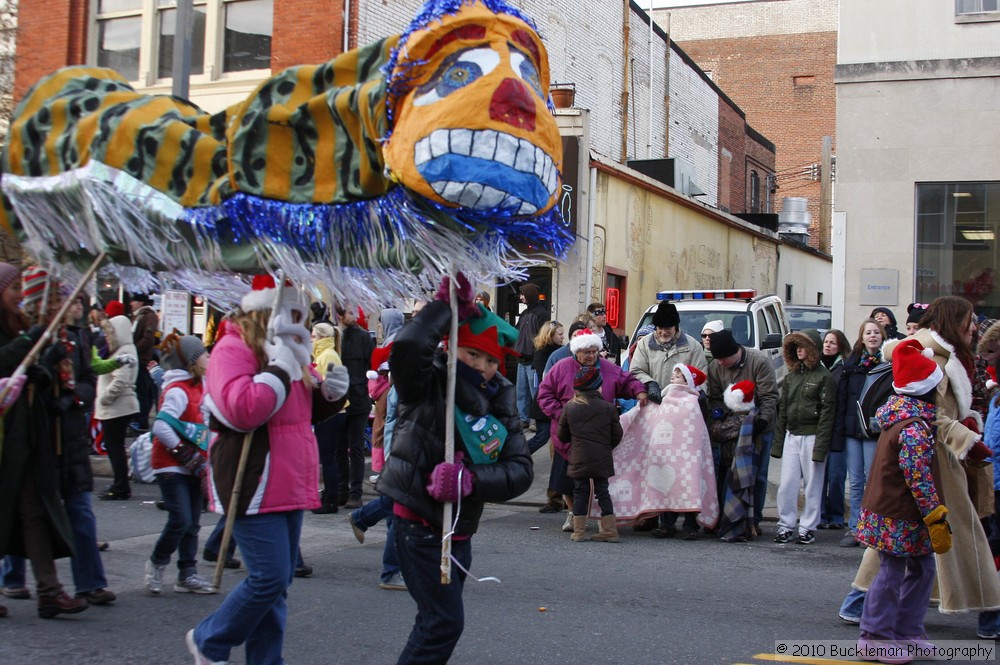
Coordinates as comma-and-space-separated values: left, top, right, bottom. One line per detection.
570, 516, 589, 541
592, 515, 620, 542
37, 591, 88, 619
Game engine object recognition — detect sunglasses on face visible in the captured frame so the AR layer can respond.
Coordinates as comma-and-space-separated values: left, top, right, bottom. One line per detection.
701, 333, 712, 338
592, 309, 606, 316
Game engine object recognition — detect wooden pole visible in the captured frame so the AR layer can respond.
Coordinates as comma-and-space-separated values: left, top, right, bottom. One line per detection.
440, 272, 458, 584
0, 252, 107, 407
212, 271, 285, 589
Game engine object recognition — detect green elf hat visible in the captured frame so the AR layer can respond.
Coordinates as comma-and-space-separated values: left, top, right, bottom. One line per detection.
455, 304, 519, 365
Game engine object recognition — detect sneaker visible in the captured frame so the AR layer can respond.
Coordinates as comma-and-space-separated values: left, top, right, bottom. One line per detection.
37, 591, 88, 619
378, 573, 407, 591
349, 512, 366, 544
561, 513, 574, 533
186, 629, 229, 665
774, 529, 795, 544
796, 530, 816, 545
839, 612, 861, 625
145, 561, 167, 595
977, 629, 1000, 640
174, 573, 217, 595
1, 586, 30, 599
840, 531, 860, 547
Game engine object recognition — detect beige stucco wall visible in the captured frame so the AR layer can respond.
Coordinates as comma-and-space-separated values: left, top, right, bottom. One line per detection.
778, 243, 833, 306
591, 165, 785, 334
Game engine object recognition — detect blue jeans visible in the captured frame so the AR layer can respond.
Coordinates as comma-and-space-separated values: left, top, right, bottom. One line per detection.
515, 362, 537, 424
821, 450, 847, 526
2, 490, 108, 594
194, 510, 303, 665
840, 588, 866, 621
527, 419, 551, 454
203, 516, 238, 561
352, 495, 400, 581
979, 609, 1000, 636
395, 518, 472, 665
152, 472, 202, 574
846, 437, 877, 531
753, 431, 774, 526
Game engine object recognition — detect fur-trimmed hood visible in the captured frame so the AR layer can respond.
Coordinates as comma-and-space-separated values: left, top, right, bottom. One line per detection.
782, 329, 821, 371
978, 319, 1000, 356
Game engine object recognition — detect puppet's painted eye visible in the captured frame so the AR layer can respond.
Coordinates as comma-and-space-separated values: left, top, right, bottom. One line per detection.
414, 48, 500, 107
511, 51, 542, 98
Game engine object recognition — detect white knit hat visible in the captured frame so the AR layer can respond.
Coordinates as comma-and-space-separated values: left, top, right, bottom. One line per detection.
569, 329, 602, 354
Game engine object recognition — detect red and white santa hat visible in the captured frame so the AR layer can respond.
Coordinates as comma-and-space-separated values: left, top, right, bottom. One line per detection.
724, 380, 756, 412
570, 328, 602, 354
674, 363, 706, 390
241, 273, 301, 312
366, 345, 393, 381
892, 338, 943, 396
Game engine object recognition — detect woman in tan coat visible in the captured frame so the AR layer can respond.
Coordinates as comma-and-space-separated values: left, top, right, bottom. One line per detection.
842, 296, 1000, 638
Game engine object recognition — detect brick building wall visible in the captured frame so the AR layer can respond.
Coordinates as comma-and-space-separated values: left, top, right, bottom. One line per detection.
272, 0, 345, 70
656, 0, 837, 248
14, 0, 88, 101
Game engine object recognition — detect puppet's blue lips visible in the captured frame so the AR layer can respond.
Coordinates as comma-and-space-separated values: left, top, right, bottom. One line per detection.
414, 128, 557, 215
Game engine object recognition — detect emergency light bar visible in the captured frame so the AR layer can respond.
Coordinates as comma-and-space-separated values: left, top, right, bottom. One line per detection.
656, 289, 757, 301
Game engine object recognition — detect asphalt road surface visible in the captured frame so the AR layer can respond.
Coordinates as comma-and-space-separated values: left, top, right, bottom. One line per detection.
0, 476, 988, 665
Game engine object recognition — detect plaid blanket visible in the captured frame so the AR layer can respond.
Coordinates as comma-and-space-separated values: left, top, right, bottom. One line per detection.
717, 408, 757, 541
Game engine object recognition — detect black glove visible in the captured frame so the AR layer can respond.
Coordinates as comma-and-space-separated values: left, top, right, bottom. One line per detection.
25, 325, 44, 343
752, 418, 769, 437
645, 381, 662, 404
26, 364, 50, 389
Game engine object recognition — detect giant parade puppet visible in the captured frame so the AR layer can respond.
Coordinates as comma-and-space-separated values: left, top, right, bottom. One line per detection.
0, 0, 570, 307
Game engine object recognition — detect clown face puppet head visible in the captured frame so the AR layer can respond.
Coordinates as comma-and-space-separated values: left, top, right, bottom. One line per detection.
384, 1, 562, 218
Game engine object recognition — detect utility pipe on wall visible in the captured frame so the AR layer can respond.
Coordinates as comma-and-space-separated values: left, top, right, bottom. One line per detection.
647, 0, 653, 159
621, 0, 630, 163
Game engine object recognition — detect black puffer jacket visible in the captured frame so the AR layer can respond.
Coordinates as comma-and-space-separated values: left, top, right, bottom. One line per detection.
377, 301, 533, 535
340, 323, 375, 416
833, 351, 883, 445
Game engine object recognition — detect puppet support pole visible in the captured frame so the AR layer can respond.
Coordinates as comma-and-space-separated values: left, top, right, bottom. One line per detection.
213, 272, 285, 589
0, 252, 107, 407
441, 270, 458, 584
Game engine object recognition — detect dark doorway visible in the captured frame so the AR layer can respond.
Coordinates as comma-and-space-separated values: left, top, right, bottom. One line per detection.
498, 267, 553, 378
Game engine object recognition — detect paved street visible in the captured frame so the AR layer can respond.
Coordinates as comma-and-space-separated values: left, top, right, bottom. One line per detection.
0, 448, 982, 665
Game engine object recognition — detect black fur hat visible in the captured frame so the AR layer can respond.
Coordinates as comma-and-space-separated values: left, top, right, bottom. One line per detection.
651, 302, 680, 328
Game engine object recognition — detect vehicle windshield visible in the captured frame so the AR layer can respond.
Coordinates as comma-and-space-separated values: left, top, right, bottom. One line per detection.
786, 308, 831, 333
634, 310, 755, 347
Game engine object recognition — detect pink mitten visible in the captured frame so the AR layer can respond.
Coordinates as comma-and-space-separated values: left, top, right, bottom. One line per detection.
433, 273, 480, 322
0, 374, 27, 414
426, 459, 474, 503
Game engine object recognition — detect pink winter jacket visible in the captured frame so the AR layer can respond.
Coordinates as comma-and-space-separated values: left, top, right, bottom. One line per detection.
537, 357, 646, 460
205, 322, 343, 516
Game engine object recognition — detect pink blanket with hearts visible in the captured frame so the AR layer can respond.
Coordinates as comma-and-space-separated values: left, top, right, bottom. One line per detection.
591, 384, 719, 528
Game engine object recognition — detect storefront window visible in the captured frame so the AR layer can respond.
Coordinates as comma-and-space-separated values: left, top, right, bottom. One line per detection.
915, 181, 1000, 317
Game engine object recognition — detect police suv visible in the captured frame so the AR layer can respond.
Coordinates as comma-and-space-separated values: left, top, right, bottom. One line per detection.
629, 289, 791, 385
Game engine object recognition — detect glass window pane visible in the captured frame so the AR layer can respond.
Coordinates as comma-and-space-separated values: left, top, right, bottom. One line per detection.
158, 7, 206, 79
223, 0, 273, 72
917, 184, 945, 213
97, 16, 141, 81
99, 0, 142, 13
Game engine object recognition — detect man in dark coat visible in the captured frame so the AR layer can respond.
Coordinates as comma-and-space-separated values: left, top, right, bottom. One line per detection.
335, 305, 375, 508
130, 293, 159, 429
512, 282, 548, 427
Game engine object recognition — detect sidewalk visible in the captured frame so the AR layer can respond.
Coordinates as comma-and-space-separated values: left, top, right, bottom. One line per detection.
93, 435, 781, 520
